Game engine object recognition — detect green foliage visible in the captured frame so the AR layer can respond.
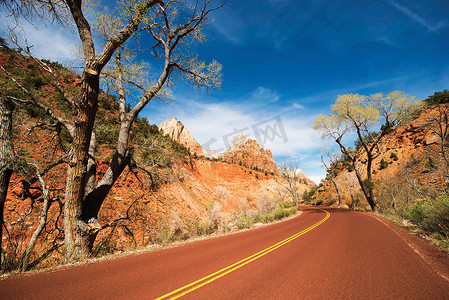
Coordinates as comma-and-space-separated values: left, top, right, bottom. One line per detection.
403, 196, 449, 236
235, 215, 253, 229
302, 186, 317, 204
22, 72, 47, 90
425, 90, 449, 105
98, 94, 119, 111
380, 158, 389, 170
54, 91, 73, 116
95, 121, 120, 146
363, 178, 373, 190
347, 163, 354, 172
273, 203, 297, 220
41, 59, 65, 71
13, 148, 35, 176
0, 36, 8, 47
390, 152, 399, 161
426, 157, 437, 170
195, 218, 215, 236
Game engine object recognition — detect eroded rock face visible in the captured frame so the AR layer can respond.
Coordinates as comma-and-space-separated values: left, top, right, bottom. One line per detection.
220, 133, 279, 175
278, 167, 317, 189
159, 117, 204, 156
203, 149, 219, 159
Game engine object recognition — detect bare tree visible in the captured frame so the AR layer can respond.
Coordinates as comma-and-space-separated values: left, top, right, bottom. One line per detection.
2, 0, 225, 263
278, 159, 302, 206
320, 147, 342, 208
19, 163, 62, 271
421, 103, 449, 193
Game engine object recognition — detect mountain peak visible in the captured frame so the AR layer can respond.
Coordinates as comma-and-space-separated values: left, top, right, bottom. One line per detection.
225, 132, 248, 153
159, 117, 203, 156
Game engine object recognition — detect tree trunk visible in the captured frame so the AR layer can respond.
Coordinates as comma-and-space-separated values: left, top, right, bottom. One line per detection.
82, 126, 131, 219
330, 178, 341, 208
64, 72, 99, 263
352, 161, 377, 212
365, 155, 377, 212
0, 97, 14, 272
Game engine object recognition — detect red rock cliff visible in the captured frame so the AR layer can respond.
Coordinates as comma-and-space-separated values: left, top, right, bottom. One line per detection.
220, 133, 279, 175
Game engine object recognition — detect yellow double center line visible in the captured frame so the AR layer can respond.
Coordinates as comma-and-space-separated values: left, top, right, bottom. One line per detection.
155, 209, 330, 299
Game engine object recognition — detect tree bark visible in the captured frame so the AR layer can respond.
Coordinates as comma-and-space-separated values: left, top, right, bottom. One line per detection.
330, 178, 342, 208
63, 70, 100, 262
0, 96, 14, 272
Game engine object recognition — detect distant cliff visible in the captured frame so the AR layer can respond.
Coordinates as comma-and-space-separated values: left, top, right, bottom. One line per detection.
220, 132, 279, 175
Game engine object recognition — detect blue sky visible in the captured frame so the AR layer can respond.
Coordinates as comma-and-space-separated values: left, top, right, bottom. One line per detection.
2, 0, 449, 183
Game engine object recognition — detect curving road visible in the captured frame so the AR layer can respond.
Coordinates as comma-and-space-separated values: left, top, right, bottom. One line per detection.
1, 206, 449, 299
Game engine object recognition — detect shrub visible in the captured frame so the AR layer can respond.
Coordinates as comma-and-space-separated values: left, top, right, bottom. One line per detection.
347, 164, 354, 172
302, 187, 317, 204
363, 179, 373, 190
195, 218, 215, 236
404, 196, 449, 236
236, 215, 252, 229
274, 207, 285, 220
380, 158, 388, 170
390, 153, 399, 161
426, 157, 437, 170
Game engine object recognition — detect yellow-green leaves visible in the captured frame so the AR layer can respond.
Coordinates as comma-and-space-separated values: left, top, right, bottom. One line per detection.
332, 93, 379, 129
314, 90, 419, 141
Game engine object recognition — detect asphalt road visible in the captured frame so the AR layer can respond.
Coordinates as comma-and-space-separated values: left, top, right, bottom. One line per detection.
1, 206, 449, 299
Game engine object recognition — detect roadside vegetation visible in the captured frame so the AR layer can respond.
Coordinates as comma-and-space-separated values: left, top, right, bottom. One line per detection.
148, 193, 298, 246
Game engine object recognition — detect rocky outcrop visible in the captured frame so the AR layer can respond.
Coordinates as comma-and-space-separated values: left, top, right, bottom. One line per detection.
159, 117, 204, 156
220, 133, 278, 175
203, 149, 219, 159
278, 167, 317, 189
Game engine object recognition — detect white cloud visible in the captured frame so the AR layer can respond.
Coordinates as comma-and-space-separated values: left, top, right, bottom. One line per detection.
385, 0, 448, 33
17, 23, 78, 61
0, 10, 79, 62
251, 86, 280, 102
153, 98, 324, 158
209, 8, 246, 45
292, 103, 305, 109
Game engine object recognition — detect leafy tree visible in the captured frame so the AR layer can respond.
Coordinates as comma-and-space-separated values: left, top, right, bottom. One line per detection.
313, 91, 421, 212
425, 90, 449, 105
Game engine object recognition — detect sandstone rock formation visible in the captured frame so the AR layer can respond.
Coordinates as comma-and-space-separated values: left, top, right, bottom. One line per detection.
278, 167, 317, 189
159, 117, 204, 156
220, 132, 279, 175
203, 149, 219, 159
